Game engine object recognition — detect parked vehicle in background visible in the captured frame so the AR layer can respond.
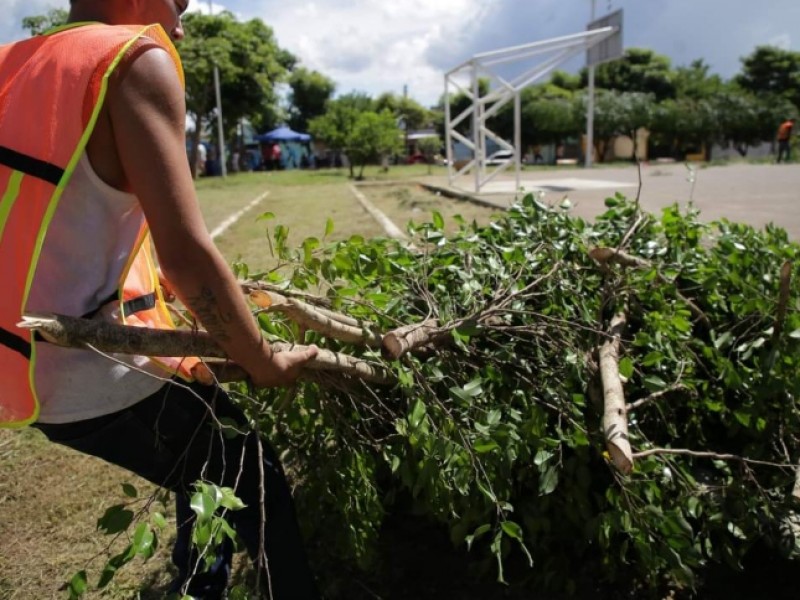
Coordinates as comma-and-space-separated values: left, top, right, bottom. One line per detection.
485, 149, 514, 165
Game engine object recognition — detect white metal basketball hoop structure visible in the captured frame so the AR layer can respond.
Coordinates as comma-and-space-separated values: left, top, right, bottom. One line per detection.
444, 13, 622, 193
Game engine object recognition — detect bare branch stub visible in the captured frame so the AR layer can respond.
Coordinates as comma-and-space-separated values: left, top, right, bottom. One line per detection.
600, 312, 633, 475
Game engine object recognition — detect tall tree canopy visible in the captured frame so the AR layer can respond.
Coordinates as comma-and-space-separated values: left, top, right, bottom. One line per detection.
586, 48, 676, 101
736, 45, 800, 111
374, 92, 431, 133
288, 67, 336, 133
178, 11, 295, 174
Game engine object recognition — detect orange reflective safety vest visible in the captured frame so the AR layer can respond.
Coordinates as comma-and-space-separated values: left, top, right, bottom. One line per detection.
0, 23, 200, 428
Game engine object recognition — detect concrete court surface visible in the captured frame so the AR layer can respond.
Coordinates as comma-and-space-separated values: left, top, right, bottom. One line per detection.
421, 162, 800, 240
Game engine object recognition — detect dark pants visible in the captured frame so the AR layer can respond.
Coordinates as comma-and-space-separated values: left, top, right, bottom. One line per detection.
777, 139, 791, 163
35, 381, 319, 600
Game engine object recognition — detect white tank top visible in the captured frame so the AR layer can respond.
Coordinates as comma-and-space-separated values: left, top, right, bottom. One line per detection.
28, 153, 167, 423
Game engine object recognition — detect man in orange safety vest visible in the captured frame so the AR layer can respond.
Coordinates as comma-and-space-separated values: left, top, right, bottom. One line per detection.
0, 1, 319, 598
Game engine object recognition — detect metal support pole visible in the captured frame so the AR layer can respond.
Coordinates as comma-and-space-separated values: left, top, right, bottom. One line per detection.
472, 62, 481, 193
444, 75, 453, 186
214, 64, 227, 178
585, 0, 596, 169
514, 91, 521, 191
208, 0, 226, 178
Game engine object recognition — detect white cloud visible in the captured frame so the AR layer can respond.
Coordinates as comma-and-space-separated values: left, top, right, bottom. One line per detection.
242, 0, 492, 106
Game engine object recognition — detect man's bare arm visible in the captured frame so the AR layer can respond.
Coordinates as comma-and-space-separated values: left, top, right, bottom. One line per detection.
107, 48, 315, 386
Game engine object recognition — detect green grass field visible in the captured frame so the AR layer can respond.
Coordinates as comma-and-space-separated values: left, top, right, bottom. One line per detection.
0, 164, 503, 599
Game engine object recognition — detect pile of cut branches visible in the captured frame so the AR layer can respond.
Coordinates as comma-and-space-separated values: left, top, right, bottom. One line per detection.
25, 194, 800, 596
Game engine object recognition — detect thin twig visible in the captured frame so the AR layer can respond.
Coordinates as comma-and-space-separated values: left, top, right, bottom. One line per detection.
632, 447, 794, 470
627, 384, 693, 412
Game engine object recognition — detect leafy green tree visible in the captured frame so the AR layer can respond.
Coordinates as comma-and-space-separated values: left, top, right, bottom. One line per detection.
674, 59, 724, 100
21, 8, 68, 36
714, 89, 797, 156
374, 92, 431, 134
308, 95, 370, 177
288, 67, 336, 133
650, 97, 716, 159
346, 110, 402, 179
178, 12, 295, 176
548, 70, 582, 92
736, 45, 800, 110
416, 135, 442, 174
576, 90, 654, 161
585, 48, 676, 101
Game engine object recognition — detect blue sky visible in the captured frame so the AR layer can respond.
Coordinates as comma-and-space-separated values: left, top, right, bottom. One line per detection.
3, 0, 798, 107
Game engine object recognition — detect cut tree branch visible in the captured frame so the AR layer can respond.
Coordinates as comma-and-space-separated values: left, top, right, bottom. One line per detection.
382, 319, 441, 359
771, 261, 792, 348
240, 280, 331, 308
600, 312, 633, 475
250, 290, 382, 347
18, 312, 394, 385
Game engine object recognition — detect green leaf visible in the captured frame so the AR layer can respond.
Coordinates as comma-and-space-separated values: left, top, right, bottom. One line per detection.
151, 512, 167, 530
97, 545, 134, 588
643, 375, 667, 391
132, 522, 155, 558
325, 217, 335, 237
618, 357, 634, 379
121, 483, 137, 498
432, 211, 445, 230
500, 520, 523, 540
256, 211, 275, 222
474, 439, 499, 454
190, 491, 217, 522
409, 399, 426, 430
68, 570, 88, 598
465, 523, 491, 550
538, 466, 559, 496
533, 449, 552, 467
97, 505, 134, 535
220, 487, 247, 511
714, 331, 733, 349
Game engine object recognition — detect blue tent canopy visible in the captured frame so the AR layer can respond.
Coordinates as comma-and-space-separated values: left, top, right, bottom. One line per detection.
255, 126, 311, 143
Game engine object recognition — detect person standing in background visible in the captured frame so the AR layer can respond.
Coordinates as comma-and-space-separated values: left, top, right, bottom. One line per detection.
776, 118, 795, 163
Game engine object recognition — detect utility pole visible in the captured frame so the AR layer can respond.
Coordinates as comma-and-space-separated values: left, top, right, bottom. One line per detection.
585, 0, 596, 169
209, 0, 227, 177
403, 84, 409, 160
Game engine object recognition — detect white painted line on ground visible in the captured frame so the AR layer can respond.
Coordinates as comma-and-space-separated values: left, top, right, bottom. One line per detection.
210, 191, 269, 240
349, 184, 409, 241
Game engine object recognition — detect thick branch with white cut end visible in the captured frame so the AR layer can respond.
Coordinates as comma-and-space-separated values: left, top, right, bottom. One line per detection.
381, 319, 442, 359
794, 463, 800, 501
600, 312, 633, 475
250, 290, 382, 347
18, 313, 394, 385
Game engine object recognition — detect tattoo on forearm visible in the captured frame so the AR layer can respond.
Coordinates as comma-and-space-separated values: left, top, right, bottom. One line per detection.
187, 286, 233, 341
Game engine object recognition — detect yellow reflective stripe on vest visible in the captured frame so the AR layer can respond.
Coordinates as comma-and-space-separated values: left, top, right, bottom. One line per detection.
0, 171, 23, 238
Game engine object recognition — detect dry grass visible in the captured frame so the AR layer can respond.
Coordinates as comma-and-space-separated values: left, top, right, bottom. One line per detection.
0, 428, 175, 599
0, 169, 503, 598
